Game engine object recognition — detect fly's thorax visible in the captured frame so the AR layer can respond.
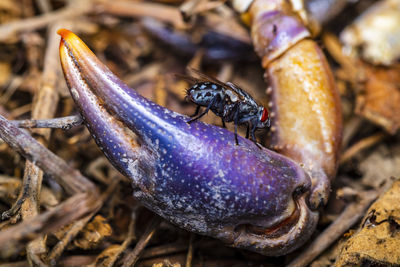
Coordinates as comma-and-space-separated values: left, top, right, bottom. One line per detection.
224, 89, 239, 104
222, 103, 237, 122
238, 102, 257, 114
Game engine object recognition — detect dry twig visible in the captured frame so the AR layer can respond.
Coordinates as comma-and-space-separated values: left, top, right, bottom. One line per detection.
0, 192, 100, 258
185, 233, 195, 267
47, 179, 119, 265
12, 115, 83, 129
340, 132, 387, 165
0, 114, 96, 194
0, 1, 91, 42
122, 216, 162, 267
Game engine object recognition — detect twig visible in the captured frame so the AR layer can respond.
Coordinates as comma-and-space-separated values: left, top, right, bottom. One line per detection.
47, 178, 119, 265
36, 0, 52, 14
287, 190, 379, 267
12, 20, 75, 266
0, 76, 23, 105
1, 172, 30, 220
92, 216, 136, 267
140, 243, 188, 259
179, 0, 202, 21
48, 216, 92, 266
185, 233, 195, 267
10, 103, 32, 118
0, 114, 96, 195
339, 132, 387, 165
180, 0, 226, 21
28, 252, 47, 267
23, 161, 47, 267
122, 216, 162, 267
0, 192, 101, 258
11, 115, 83, 130
341, 116, 363, 149
0, 2, 91, 42
86, 157, 115, 184
0, 112, 99, 260
12, 161, 45, 266
139, 243, 188, 260
98, 0, 187, 29
4, 22, 64, 265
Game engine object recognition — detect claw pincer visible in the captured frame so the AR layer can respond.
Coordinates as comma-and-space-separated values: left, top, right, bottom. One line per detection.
235, 0, 342, 209
58, 29, 318, 255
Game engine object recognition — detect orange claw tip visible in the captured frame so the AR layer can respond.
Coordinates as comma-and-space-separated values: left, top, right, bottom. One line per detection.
57, 28, 70, 37
57, 29, 75, 46
57, 28, 93, 56
57, 28, 78, 41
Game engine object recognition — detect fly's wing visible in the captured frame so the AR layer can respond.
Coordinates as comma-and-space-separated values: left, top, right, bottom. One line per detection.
187, 68, 230, 89
186, 69, 251, 103
174, 73, 201, 98
178, 69, 254, 103
225, 82, 257, 105
175, 69, 226, 89
174, 73, 201, 85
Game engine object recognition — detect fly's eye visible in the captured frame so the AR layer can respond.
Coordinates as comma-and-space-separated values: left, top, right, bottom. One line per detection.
260, 107, 269, 122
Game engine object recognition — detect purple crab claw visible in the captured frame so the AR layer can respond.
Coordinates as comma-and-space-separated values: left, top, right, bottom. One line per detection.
58, 29, 318, 256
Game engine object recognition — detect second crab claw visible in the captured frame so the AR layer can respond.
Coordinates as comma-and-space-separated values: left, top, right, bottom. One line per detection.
58, 29, 318, 256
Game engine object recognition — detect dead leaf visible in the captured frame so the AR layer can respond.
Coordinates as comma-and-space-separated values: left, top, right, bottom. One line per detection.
74, 215, 112, 250
355, 64, 400, 134
153, 260, 182, 267
358, 144, 400, 188
0, 176, 20, 203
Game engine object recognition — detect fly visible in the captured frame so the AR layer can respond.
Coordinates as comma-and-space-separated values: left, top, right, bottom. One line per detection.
180, 69, 271, 148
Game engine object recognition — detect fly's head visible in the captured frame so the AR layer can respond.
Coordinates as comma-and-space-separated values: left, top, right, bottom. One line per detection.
256, 106, 270, 129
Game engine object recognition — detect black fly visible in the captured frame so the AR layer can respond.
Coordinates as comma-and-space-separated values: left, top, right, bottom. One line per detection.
180, 69, 270, 148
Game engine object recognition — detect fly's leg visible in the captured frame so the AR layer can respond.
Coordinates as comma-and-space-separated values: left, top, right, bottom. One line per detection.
189, 105, 201, 117
233, 104, 240, 145
187, 95, 219, 124
237, 116, 261, 149
237, 116, 255, 140
250, 124, 257, 142
220, 98, 227, 128
234, 121, 239, 145
250, 124, 262, 149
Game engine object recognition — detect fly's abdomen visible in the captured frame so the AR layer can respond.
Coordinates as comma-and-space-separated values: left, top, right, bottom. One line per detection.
187, 82, 223, 106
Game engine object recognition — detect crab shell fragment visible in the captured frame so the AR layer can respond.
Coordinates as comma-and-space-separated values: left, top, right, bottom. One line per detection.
58, 29, 318, 256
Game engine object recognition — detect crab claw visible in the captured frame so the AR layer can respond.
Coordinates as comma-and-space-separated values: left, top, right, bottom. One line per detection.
58, 29, 318, 256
